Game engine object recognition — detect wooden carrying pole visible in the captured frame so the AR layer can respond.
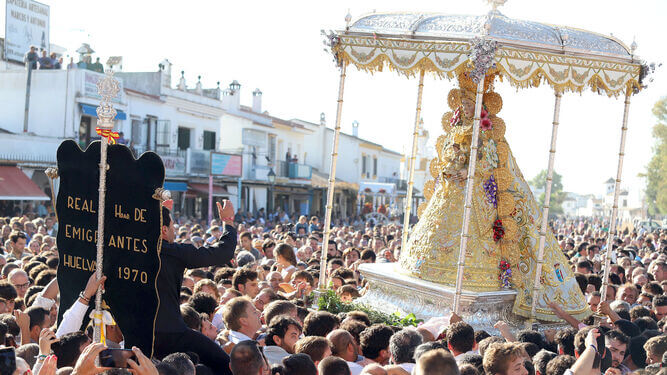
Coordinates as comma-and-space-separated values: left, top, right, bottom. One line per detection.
401, 70, 426, 249
453, 78, 485, 314
528, 92, 562, 324
600, 93, 632, 305
318, 62, 347, 291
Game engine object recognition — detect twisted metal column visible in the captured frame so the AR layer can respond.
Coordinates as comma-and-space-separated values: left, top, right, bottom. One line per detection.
318, 62, 347, 291
600, 93, 632, 305
528, 92, 562, 325
92, 71, 120, 344
401, 70, 426, 249
453, 78, 485, 314
93, 136, 108, 343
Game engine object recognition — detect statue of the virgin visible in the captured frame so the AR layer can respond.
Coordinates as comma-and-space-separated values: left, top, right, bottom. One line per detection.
398, 71, 590, 321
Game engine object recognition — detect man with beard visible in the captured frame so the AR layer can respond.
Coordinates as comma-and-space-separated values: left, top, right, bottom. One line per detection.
604, 329, 630, 375
264, 316, 303, 366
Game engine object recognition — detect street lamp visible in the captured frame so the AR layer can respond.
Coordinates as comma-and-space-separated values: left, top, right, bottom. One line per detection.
267, 168, 276, 214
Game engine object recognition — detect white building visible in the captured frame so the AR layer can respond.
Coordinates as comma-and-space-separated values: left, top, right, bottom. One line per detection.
0, 51, 232, 220
219, 83, 403, 219
560, 178, 646, 219
0, 41, 405, 221
399, 119, 433, 217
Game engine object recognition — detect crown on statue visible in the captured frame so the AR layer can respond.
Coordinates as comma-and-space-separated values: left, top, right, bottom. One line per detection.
446, 71, 498, 111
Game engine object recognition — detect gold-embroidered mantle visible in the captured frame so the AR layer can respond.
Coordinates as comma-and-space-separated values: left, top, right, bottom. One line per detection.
399, 75, 590, 322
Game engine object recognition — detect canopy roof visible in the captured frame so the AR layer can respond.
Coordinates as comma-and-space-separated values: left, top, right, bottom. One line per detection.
331, 11, 643, 96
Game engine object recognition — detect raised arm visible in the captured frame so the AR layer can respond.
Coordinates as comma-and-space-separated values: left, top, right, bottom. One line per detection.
168, 200, 238, 269
569, 329, 600, 375
547, 301, 583, 329
176, 226, 238, 269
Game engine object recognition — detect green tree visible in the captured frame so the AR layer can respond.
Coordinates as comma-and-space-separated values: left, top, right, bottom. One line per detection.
530, 169, 565, 215
643, 97, 667, 215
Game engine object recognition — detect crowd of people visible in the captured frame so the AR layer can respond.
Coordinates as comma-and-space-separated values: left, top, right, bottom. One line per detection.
23, 46, 105, 72
0, 201, 664, 375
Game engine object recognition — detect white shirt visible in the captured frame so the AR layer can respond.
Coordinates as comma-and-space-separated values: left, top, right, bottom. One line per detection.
211, 310, 226, 330
346, 361, 364, 375
229, 330, 253, 344
281, 265, 296, 279
32, 295, 55, 311
399, 363, 416, 374
56, 300, 88, 338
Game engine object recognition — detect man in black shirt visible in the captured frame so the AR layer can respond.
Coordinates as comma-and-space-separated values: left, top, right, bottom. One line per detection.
154, 200, 236, 374
24, 46, 38, 69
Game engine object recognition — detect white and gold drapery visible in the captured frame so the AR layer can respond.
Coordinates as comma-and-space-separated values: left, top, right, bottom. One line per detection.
333, 35, 641, 96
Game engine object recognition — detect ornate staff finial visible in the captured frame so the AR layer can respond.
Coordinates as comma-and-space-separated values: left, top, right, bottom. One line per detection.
96, 70, 120, 130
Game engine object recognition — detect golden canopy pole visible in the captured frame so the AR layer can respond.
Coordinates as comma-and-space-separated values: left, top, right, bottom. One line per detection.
453, 77, 485, 314
600, 93, 632, 305
401, 70, 426, 249
527, 92, 562, 325
318, 62, 348, 291
92, 71, 120, 343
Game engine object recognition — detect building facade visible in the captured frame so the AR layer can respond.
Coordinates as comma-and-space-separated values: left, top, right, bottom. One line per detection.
0, 43, 407, 221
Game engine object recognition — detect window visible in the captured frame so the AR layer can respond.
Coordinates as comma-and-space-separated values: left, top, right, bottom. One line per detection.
203, 130, 216, 150
177, 127, 191, 150
362, 155, 367, 176
373, 157, 378, 176
131, 120, 143, 145
156, 120, 171, 152
242, 128, 267, 147
268, 135, 277, 164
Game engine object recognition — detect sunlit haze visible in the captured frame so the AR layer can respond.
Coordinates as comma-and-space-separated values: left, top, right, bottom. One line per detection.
3, 0, 665, 197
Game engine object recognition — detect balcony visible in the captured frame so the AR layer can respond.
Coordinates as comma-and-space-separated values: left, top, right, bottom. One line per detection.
277, 161, 312, 179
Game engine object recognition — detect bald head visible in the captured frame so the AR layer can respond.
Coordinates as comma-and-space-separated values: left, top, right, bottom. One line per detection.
327, 329, 356, 361
361, 363, 388, 375
9, 269, 29, 298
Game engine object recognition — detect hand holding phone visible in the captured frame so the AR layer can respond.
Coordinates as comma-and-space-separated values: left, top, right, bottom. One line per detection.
99, 348, 137, 368
75, 344, 109, 374
127, 346, 159, 375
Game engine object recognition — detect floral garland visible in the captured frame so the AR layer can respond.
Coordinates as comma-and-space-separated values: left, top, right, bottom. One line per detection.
480, 108, 493, 131
498, 260, 512, 288
483, 175, 498, 208
493, 219, 504, 242
484, 140, 499, 169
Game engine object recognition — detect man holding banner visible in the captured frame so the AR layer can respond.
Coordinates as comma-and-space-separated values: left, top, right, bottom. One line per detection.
154, 199, 237, 375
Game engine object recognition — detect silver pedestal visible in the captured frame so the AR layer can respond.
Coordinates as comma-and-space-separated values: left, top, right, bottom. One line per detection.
357, 263, 566, 333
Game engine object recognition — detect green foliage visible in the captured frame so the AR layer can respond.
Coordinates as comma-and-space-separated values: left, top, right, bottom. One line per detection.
316, 289, 422, 327
642, 97, 667, 216
529, 170, 565, 215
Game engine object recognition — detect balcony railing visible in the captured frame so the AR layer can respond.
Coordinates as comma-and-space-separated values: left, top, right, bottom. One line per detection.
277, 161, 312, 179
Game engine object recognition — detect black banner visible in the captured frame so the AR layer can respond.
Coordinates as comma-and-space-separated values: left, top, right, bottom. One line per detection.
56, 140, 164, 355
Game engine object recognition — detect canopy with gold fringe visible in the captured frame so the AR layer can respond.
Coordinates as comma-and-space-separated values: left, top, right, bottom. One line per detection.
330, 11, 642, 96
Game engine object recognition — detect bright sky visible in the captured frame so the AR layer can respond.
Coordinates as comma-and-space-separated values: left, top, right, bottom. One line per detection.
2, 0, 666, 198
